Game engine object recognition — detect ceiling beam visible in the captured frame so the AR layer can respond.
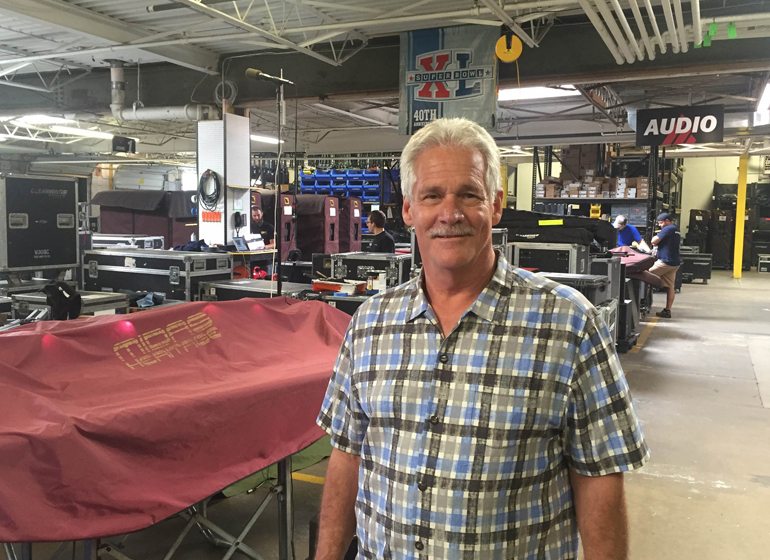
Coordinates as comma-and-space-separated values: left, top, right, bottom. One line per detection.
174, 0, 341, 67
477, 0, 538, 48
0, 0, 219, 74
280, 1, 568, 35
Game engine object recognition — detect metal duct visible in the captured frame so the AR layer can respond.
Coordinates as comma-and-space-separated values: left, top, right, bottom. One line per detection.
109, 61, 218, 122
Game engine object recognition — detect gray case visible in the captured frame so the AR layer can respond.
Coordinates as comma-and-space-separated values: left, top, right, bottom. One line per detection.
199, 279, 311, 301
511, 242, 590, 274
83, 248, 232, 301
331, 252, 412, 288
92, 234, 165, 250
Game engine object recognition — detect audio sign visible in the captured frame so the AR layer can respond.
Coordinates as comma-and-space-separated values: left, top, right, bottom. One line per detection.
636, 105, 724, 146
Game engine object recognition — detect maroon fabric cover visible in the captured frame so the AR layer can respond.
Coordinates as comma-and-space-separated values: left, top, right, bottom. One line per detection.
0, 298, 350, 542
609, 247, 656, 274
99, 207, 135, 234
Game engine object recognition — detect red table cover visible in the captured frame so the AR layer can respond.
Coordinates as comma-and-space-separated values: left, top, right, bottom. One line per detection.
0, 298, 350, 542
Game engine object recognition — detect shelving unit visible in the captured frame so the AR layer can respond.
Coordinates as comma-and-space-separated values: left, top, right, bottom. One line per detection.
532, 145, 683, 235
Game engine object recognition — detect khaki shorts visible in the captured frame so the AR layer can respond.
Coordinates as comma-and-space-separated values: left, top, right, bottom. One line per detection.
649, 260, 679, 289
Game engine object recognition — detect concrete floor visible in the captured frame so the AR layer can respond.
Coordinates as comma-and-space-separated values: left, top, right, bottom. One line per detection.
13, 270, 770, 559
622, 270, 770, 560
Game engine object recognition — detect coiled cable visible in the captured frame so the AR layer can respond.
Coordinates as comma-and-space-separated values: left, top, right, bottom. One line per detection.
198, 169, 221, 211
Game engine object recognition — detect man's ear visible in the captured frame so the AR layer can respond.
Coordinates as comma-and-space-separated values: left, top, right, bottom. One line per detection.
491, 190, 504, 225
402, 197, 413, 227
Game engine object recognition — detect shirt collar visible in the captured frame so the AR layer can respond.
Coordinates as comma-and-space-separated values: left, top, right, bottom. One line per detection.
406, 250, 510, 324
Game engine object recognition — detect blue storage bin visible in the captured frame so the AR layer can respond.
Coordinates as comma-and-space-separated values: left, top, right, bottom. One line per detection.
315, 168, 331, 178
362, 194, 380, 202
300, 174, 316, 187
363, 185, 379, 196
315, 180, 331, 194
331, 169, 347, 178
331, 184, 347, 196
363, 171, 379, 181
346, 169, 364, 179
300, 185, 316, 194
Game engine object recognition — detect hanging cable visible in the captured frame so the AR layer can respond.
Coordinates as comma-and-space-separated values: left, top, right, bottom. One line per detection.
198, 169, 221, 211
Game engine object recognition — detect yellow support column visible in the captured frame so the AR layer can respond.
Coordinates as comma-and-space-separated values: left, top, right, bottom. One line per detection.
732, 154, 749, 278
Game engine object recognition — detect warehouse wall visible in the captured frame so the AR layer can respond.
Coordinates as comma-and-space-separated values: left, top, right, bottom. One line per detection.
680, 155, 769, 234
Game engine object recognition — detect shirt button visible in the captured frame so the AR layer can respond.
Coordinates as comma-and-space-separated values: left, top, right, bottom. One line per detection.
438, 353, 449, 363
418, 480, 428, 491
415, 541, 424, 551
429, 414, 440, 425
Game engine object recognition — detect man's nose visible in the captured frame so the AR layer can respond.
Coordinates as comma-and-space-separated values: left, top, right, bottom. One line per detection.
437, 196, 465, 223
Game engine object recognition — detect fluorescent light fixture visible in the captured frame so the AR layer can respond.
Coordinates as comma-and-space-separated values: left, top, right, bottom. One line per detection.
757, 83, 770, 112
50, 125, 114, 139
250, 134, 284, 144
498, 85, 580, 102
13, 114, 76, 126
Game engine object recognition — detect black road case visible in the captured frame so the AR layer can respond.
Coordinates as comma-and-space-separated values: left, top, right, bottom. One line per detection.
83, 249, 232, 301
199, 279, 311, 301
680, 253, 712, 284
1, 175, 78, 272
331, 252, 412, 288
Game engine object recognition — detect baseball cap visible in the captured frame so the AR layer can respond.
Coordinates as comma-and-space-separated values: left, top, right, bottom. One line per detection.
613, 215, 627, 228
656, 212, 672, 222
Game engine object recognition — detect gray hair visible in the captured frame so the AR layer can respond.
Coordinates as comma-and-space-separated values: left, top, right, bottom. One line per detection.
400, 118, 501, 202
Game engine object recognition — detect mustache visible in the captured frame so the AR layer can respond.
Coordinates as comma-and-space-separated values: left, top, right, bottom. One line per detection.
428, 225, 475, 238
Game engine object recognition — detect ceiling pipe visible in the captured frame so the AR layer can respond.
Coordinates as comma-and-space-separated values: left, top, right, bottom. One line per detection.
576, 0, 625, 64
109, 61, 218, 122
628, 0, 655, 60
643, 0, 667, 55
660, 0, 680, 54
672, 0, 689, 53
691, 0, 702, 46
608, 0, 644, 61
592, 0, 636, 64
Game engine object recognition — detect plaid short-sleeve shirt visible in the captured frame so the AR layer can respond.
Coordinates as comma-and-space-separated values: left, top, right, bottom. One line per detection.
318, 254, 649, 559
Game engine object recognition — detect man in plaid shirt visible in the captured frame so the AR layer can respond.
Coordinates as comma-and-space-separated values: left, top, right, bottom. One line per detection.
316, 118, 649, 559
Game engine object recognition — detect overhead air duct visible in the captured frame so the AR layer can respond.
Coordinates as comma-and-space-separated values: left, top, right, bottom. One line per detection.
109, 61, 218, 122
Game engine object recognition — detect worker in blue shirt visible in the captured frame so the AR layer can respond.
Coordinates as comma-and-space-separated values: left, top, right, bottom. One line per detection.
637, 212, 681, 318
613, 215, 642, 247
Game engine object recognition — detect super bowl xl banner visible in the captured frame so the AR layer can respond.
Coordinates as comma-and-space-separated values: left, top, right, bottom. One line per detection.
399, 25, 498, 135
